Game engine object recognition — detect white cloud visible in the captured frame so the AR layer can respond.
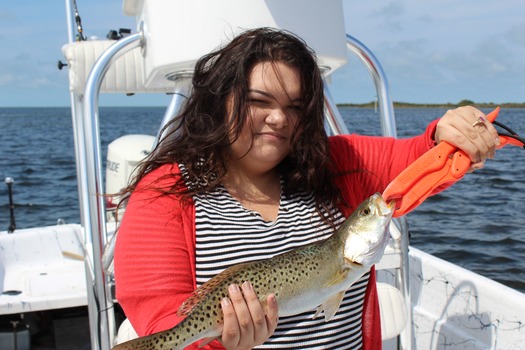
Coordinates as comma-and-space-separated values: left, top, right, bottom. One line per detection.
368, 1, 405, 32
0, 74, 15, 86
336, 0, 525, 103
505, 22, 525, 48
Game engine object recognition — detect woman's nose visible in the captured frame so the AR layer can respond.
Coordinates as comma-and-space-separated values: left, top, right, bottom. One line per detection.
265, 108, 288, 128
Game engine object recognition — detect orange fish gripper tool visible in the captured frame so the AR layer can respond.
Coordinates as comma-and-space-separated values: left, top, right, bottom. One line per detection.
382, 107, 524, 217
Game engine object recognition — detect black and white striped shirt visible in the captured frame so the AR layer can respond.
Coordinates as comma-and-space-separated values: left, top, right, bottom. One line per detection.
193, 182, 368, 349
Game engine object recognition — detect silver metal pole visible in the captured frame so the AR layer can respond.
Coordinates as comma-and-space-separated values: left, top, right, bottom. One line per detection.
64, 1, 88, 227
345, 34, 397, 138
394, 215, 411, 350
63, 2, 98, 345
63, 1, 97, 341
64, 0, 76, 44
82, 33, 143, 350
323, 83, 349, 136
154, 73, 193, 148
345, 34, 412, 350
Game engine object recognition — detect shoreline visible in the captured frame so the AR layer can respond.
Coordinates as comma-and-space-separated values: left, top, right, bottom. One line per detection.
1, 101, 525, 109
337, 100, 525, 108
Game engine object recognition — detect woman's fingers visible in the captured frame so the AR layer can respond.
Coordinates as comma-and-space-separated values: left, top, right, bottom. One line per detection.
241, 282, 267, 344
266, 293, 279, 334
220, 283, 279, 350
221, 283, 254, 348
435, 106, 499, 164
221, 293, 241, 347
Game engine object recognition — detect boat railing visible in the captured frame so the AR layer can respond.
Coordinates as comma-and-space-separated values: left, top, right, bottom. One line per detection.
340, 35, 412, 350
82, 33, 143, 350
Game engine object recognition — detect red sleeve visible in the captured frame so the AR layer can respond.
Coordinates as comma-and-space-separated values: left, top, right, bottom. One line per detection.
330, 119, 438, 213
114, 164, 196, 336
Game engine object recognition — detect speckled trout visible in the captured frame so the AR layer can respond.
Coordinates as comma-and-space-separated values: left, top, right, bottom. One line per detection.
113, 193, 394, 350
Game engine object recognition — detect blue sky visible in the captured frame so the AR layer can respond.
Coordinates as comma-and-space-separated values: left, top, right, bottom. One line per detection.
0, 0, 524, 107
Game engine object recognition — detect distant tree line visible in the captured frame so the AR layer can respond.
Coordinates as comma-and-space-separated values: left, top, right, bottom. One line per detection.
338, 99, 525, 108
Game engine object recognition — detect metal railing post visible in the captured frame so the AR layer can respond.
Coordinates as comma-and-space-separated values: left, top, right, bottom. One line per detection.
324, 34, 412, 350
82, 33, 143, 350
345, 34, 411, 350
345, 35, 397, 138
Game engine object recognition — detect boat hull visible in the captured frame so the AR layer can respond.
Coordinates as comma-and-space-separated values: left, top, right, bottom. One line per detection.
407, 247, 525, 349
0, 224, 86, 315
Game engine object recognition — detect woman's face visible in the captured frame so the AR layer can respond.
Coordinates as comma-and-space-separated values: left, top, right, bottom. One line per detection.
228, 61, 303, 175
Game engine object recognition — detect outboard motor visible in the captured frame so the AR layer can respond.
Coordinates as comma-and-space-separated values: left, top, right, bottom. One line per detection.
102, 134, 155, 276
105, 134, 155, 220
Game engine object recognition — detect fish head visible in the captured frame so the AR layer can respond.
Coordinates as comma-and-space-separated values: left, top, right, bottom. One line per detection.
342, 193, 394, 267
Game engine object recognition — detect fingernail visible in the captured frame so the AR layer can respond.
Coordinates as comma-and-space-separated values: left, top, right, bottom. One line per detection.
475, 163, 485, 170
495, 136, 500, 146
221, 297, 231, 307
242, 281, 253, 291
229, 284, 240, 293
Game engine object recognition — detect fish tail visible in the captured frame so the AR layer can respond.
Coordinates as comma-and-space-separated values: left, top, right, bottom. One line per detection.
111, 316, 218, 350
112, 331, 174, 350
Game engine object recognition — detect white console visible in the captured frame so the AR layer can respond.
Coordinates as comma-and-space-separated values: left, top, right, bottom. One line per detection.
123, 0, 347, 89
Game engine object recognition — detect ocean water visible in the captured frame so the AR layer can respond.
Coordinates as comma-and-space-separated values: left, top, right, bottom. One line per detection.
0, 106, 524, 292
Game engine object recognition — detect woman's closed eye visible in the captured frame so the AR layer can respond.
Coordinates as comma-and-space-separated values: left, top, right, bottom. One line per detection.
248, 98, 270, 106
288, 103, 303, 112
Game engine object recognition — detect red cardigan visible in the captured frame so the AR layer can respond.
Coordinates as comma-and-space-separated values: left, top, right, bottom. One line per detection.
114, 123, 437, 350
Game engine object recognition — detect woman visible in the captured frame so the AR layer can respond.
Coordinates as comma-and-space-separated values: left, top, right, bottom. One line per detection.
114, 28, 498, 349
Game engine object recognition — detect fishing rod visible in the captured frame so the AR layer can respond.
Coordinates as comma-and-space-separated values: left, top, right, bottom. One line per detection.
5, 177, 16, 233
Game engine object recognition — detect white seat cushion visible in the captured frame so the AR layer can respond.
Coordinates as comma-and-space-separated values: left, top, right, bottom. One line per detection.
116, 318, 138, 344
62, 40, 175, 94
377, 282, 408, 340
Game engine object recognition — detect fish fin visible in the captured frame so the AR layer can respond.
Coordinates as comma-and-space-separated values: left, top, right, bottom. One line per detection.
313, 269, 349, 320
313, 306, 322, 319
314, 291, 345, 322
325, 268, 349, 287
178, 290, 205, 316
178, 263, 249, 316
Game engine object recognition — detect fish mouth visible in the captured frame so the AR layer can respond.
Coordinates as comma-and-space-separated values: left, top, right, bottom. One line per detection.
373, 193, 395, 218
343, 193, 395, 266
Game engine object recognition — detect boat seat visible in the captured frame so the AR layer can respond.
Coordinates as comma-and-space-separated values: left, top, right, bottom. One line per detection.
116, 318, 139, 344
377, 282, 407, 340
375, 222, 409, 340
61, 40, 176, 94
114, 282, 408, 344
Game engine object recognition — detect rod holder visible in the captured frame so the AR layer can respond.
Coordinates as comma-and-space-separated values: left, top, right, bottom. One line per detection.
5, 177, 16, 233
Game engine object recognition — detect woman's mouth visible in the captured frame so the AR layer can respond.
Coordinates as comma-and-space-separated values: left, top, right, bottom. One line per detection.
257, 132, 286, 141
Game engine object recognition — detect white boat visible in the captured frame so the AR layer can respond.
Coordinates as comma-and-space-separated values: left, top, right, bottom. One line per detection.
1, 1, 524, 349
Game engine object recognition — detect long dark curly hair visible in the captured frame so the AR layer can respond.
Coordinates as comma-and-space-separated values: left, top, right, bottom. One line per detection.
120, 27, 342, 222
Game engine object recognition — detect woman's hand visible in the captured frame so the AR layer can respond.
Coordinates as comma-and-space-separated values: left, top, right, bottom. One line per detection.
219, 282, 279, 350
435, 106, 500, 172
